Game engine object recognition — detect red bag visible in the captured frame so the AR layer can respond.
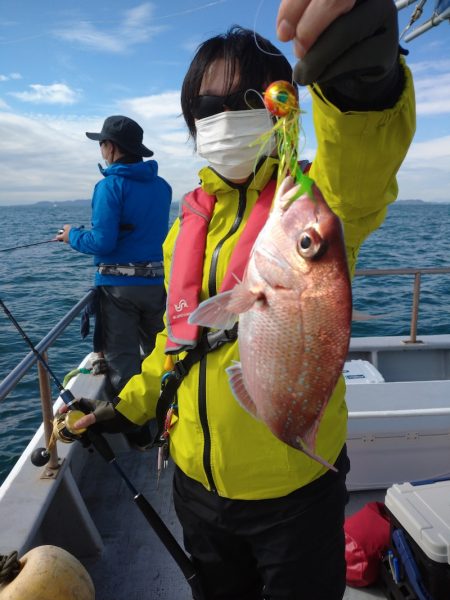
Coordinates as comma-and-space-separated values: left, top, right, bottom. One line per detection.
344, 501, 391, 587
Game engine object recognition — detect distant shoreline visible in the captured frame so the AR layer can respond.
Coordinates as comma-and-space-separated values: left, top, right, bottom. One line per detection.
0, 198, 448, 208
1, 199, 182, 208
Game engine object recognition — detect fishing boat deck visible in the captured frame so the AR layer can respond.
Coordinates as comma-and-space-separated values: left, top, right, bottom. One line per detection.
78, 443, 387, 600
2, 274, 449, 600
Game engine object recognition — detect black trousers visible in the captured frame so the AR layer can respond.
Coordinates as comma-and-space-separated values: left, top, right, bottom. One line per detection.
99, 285, 165, 393
173, 447, 350, 600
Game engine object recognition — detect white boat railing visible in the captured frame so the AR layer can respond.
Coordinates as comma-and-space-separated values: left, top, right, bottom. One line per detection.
349, 407, 450, 419
1, 267, 450, 469
0, 289, 96, 470
354, 266, 450, 343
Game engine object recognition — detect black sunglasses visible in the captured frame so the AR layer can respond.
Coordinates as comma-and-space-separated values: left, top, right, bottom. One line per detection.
192, 89, 265, 120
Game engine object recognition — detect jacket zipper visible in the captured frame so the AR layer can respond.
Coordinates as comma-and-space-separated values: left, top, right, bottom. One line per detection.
198, 356, 216, 492
208, 185, 248, 297
201, 185, 248, 492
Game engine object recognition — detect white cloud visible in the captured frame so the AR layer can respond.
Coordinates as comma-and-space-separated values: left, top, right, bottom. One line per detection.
54, 3, 166, 53
0, 86, 448, 206
0, 102, 202, 205
409, 59, 450, 76
0, 98, 9, 109
397, 135, 450, 202
403, 135, 450, 164
117, 91, 205, 193
55, 21, 123, 53
0, 72, 22, 82
0, 112, 98, 204
414, 72, 450, 115
10, 83, 79, 105
120, 91, 182, 119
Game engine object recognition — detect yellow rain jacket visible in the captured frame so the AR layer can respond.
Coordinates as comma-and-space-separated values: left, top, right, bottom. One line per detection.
115, 61, 415, 500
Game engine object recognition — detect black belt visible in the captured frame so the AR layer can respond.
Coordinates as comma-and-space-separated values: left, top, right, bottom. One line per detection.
98, 262, 164, 278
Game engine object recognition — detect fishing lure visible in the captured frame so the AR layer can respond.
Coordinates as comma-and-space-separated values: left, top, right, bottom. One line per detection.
262, 80, 314, 201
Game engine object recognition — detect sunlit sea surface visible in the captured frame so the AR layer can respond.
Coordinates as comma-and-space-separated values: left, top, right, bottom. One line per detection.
0, 200, 449, 484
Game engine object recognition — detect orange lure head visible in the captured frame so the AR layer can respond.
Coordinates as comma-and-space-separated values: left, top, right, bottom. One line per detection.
263, 80, 298, 117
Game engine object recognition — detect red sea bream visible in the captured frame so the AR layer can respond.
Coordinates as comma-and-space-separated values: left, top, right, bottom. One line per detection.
189, 176, 352, 470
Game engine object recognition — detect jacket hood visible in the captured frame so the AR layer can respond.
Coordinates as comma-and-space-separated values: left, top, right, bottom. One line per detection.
99, 159, 158, 181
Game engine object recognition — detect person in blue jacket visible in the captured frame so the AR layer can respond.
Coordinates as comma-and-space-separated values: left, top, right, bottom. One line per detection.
57, 115, 172, 395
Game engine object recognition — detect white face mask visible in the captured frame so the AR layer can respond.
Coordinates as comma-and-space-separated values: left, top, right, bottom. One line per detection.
196, 109, 275, 180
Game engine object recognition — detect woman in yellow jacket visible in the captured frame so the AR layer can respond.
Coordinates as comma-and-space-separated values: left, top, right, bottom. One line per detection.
74, 2, 415, 598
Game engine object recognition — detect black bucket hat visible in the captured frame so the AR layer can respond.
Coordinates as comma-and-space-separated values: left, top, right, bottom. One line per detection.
86, 115, 153, 157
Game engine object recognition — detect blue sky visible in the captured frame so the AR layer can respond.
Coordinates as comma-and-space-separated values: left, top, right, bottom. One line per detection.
0, 0, 449, 205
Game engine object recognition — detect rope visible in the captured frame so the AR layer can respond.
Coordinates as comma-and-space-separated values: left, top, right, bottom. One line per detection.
0, 551, 20, 583
63, 367, 91, 387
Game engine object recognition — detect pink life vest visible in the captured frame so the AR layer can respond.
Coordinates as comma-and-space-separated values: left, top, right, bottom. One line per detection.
165, 179, 277, 352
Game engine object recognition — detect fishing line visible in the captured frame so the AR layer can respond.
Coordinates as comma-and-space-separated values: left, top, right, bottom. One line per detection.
0, 297, 72, 403
0, 237, 61, 253
250, 0, 310, 167
0, 296, 205, 597
252, 0, 285, 57
250, 0, 303, 102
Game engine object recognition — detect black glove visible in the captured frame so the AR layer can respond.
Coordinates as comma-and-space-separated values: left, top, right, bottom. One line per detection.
294, 0, 403, 110
77, 397, 138, 434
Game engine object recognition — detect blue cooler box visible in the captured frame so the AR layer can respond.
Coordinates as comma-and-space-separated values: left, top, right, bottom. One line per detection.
384, 480, 450, 600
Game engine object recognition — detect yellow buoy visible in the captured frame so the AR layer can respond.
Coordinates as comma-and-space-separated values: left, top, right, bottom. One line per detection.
0, 545, 95, 599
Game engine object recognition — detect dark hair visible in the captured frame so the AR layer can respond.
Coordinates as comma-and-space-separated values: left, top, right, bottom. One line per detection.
106, 140, 142, 164
181, 25, 293, 140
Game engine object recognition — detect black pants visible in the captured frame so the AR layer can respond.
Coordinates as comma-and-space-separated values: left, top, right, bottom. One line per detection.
99, 285, 165, 393
173, 447, 350, 600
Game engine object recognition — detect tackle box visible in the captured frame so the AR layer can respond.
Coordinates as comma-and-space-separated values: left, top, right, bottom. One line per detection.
384, 480, 450, 600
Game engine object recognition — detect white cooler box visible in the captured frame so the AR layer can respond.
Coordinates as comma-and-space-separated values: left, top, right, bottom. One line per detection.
384, 480, 450, 600
343, 359, 385, 384
343, 361, 450, 491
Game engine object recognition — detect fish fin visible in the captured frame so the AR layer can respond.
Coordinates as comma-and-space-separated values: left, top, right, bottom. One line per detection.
188, 291, 238, 330
295, 438, 338, 473
226, 362, 258, 418
226, 282, 261, 314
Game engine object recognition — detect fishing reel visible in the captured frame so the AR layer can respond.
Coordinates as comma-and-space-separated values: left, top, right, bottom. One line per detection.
52, 410, 87, 443
30, 410, 87, 467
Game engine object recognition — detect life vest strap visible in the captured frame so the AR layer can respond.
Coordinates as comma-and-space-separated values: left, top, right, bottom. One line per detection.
152, 324, 238, 447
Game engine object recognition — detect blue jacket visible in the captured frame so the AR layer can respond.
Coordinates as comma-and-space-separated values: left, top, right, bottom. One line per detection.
69, 160, 172, 286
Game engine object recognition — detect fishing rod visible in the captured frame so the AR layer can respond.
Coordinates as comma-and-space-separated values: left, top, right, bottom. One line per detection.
0, 238, 60, 253
0, 230, 64, 253
0, 297, 204, 599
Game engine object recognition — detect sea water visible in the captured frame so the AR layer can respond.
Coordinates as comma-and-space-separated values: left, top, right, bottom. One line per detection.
0, 201, 449, 484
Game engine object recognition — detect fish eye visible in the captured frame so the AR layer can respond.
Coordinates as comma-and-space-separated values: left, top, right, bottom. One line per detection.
297, 228, 323, 259
300, 234, 311, 250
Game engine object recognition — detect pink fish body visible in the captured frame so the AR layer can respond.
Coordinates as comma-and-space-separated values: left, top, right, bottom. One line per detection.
189, 176, 352, 470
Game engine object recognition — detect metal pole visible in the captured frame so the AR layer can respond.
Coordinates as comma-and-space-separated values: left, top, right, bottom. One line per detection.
349, 407, 450, 419
408, 272, 421, 343
404, 8, 450, 41
37, 355, 59, 472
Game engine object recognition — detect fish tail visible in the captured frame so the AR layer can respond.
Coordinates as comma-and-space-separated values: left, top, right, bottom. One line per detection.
296, 438, 338, 473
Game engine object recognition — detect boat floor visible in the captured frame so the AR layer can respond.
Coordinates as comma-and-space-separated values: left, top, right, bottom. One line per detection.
78, 446, 388, 600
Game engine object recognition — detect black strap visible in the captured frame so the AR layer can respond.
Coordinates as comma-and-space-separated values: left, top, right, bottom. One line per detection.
152, 325, 238, 446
